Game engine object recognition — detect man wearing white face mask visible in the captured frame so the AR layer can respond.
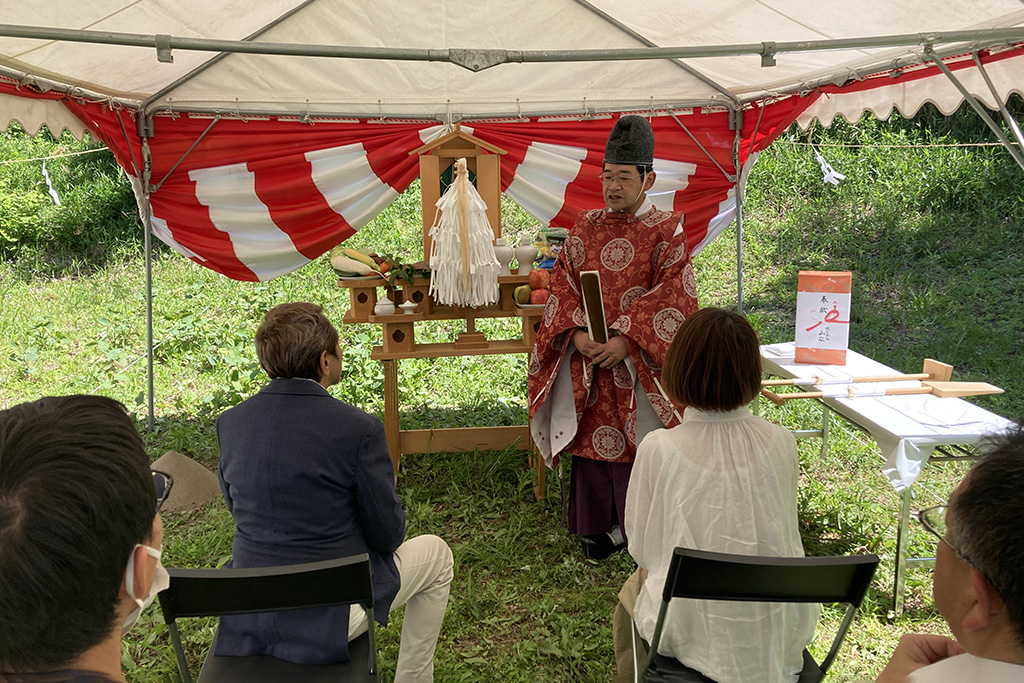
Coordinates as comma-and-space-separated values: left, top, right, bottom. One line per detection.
0, 395, 168, 683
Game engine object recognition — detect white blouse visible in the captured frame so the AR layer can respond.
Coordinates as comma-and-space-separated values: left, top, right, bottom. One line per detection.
625, 406, 819, 683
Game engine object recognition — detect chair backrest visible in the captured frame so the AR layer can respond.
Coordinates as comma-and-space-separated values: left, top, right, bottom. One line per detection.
158, 554, 374, 620
663, 548, 879, 606
157, 554, 376, 683
643, 548, 879, 680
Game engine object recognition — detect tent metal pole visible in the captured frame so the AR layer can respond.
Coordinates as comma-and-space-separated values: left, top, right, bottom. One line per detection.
733, 126, 745, 313
2, 23, 1023, 72
732, 102, 768, 314
971, 52, 1024, 158
925, 48, 1024, 172
140, 120, 156, 432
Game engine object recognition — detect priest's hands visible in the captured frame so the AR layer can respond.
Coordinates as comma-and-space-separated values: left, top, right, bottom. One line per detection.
572, 329, 627, 369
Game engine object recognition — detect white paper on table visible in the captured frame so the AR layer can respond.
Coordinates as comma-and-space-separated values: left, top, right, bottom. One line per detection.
762, 343, 796, 360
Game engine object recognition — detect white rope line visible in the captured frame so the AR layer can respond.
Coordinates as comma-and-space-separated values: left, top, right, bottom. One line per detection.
0, 147, 109, 165
782, 140, 1019, 149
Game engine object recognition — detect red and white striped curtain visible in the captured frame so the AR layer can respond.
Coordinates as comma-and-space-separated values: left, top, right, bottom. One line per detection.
4, 77, 813, 281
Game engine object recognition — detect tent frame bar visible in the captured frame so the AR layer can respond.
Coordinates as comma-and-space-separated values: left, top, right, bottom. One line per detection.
572, 0, 740, 106
972, 52, 1024, 159
668, 111, 737, 182
150, 116, 221, 193
142, 101, 722, 122
2, 23, 1022, 74
750, 41, 1024, 105
925, 46, 1024, 171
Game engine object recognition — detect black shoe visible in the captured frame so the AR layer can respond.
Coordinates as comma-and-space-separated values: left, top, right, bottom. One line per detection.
581, 533, 626, 560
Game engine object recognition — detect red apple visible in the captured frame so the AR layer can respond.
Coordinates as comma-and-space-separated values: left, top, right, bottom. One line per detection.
528, 268, 550, 290
530, 288, 551, 305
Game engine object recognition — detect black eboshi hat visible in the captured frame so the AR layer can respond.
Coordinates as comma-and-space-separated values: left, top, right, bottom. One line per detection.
603, 114, 655, 166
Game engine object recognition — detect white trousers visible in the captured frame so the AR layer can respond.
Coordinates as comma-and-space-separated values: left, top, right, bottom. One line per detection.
348, 534, 454, 683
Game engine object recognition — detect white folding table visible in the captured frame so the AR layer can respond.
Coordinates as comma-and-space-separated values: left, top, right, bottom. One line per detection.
760, 342, 1013, 612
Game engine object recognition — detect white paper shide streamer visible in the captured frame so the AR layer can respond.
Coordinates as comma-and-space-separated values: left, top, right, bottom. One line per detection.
428, 158, 501, 307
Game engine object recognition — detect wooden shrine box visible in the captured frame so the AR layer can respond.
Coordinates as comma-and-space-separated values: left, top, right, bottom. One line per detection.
410, 124, 506, 264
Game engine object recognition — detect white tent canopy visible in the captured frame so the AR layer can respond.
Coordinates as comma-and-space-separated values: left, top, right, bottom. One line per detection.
3, 0, 1024, 129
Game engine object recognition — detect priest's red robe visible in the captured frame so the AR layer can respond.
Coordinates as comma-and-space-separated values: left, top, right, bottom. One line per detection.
529, 204, 699, 480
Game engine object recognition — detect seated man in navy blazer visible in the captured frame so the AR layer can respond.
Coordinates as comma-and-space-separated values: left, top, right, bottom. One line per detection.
216, 302, 453, 683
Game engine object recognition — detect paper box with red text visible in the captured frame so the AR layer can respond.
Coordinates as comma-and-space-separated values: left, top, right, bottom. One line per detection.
795, 271, 851, 365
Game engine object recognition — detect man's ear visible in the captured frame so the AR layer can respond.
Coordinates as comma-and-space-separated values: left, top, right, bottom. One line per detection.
643, 170, 657, 191
962, 568, 1000, 632
318, 350, 331, 381
123, 544, 150, 602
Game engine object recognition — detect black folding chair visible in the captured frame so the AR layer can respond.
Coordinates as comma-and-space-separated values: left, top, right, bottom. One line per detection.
634, 548, 880, 683
157, 555, 378, 683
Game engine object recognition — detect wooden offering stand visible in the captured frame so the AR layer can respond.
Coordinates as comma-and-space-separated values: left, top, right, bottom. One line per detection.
337, 126, 546, 500
338, 276, 545, 498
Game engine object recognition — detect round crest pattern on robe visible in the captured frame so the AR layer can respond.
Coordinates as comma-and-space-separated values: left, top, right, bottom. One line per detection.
613, 363, 633, 389
648, 392, 675, 423
566, 236, 586, 270
664, 243, 687, 268
683, 262, 698, 299
592, 425, 627, 460
653, 307, 686, 343
544, 294, 559, 327
572, 307, 588, 327
528, 349, 541, 375
652, 241, 669, 267
620, 286, 647, 312
600, 238, 635, 271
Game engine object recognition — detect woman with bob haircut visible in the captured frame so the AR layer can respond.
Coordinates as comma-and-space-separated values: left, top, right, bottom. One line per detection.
613, 307, 818, 683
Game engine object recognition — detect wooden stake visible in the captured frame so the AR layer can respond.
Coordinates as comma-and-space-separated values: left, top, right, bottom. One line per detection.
760, 380, 1002, 406
762, 358, 953, 387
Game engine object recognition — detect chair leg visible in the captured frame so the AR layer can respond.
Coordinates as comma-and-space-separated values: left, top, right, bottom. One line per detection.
168, 621, 195, 683
364, 604, 379, 680
631, 620, 641, 683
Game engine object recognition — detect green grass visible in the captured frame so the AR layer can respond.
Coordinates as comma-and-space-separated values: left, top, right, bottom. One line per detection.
2, 107, 1023, 681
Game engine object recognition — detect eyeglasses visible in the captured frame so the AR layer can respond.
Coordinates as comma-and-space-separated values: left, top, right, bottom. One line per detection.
598, 172, 642, 184
153, 470, 174, 512
918, 505, 1003, 599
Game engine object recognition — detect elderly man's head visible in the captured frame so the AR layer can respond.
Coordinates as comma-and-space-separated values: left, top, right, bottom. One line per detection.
930, 425, 1024, 655
255, 302, 342, 385
0, 395, 161, 673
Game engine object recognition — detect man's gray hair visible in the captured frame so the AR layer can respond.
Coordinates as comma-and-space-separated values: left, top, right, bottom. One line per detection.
951, 422, 1024, 646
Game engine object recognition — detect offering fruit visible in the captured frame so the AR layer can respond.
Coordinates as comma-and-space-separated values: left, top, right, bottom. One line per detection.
530, 288, 551, 305
514, 284, 532, 304
330, 246, 381, 275
528, 268, 550, 290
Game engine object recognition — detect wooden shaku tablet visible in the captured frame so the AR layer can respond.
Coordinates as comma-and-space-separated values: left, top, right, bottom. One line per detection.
580, 270, 608, 343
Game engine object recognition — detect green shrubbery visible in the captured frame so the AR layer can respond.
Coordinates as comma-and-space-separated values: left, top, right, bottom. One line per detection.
0, 122, 143, 273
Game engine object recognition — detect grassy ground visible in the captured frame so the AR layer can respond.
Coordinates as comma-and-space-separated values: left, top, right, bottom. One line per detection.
1, 109, 1022, 681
